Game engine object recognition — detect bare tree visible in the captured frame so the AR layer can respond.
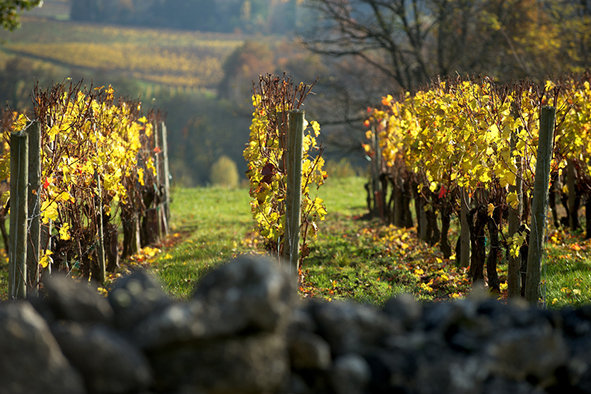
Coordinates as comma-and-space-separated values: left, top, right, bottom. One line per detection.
300, 0, 591, 94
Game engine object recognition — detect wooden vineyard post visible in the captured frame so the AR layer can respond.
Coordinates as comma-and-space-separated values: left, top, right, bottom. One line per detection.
371, 123, 382, 218
525, 106, 556, 305
508, 132, 523, 298
459, 188, 471, 268
9, 129, 29, 299
27, 121, 41, 295
153, 121, 162, 241
283, 110, 304, 276
94, 171, 106, 284
160, 121, 171, 233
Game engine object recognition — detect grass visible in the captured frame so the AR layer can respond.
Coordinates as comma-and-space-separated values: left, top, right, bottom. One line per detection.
3, 176, 591, 308
145, 185, 255, 299
149, 177, 591, 308
543, 228, 591, 308
144, 176, 474, 305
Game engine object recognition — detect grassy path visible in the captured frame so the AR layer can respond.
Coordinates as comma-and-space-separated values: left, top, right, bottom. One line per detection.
3, 176, 591, 307
154, 186, 254, 299
152, 177, 591, 308
156, 177, 369, 299
153, 177, 472, 304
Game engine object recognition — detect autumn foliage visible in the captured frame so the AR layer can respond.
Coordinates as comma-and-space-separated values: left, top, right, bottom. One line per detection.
244, 74, 327, 264
0, 80, 164, 281
365, 73, 591, 294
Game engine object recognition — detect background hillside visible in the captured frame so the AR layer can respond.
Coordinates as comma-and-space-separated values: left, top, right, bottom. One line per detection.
0, 0, 351, 187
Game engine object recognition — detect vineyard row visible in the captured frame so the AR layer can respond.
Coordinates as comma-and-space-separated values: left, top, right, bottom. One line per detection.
366, 74, 591, 301
2, 80, 170, 298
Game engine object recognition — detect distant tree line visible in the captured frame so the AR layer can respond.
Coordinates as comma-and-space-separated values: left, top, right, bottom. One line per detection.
70, 0, 300, 34
0, 0, 41, 30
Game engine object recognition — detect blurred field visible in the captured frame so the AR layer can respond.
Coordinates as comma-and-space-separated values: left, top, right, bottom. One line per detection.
0, 17, 244, 89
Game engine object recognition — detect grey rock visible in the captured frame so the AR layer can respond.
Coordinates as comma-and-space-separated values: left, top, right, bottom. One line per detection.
42, 274, 113, 325
1, 255, 587, 394
132, 298, 207, 349
108, 270, 172, 332
328, 353, 371, 394
288, 305, 317, 334
382, 292, 422, 329
134, 255, 297, 350
365, 348, 418, 392
192, 254, 297, 333
562, 306, 591, 337
412, 342, 488, 394
290, 331, 332, 370
0, 301, 85, 394
288, 373, 312, 394
564, 336, 591, 390
486, 325, 568, 388
150, 332, 289, 394
422, 297, 480, 333
52, 322, 152, 394
481, 377, 545, 394
310, 300, 399, 356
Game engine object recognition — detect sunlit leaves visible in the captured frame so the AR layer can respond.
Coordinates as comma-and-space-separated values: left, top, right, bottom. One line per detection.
0, 80, 161, 279
40, 200, 58, 224
366, 77, 552, 214
39, 250, 53, 269
244, 79, 327, 259
59, 223, 71, 241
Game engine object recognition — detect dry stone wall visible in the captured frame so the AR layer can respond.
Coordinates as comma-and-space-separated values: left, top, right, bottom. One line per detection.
1, 255, 591, 393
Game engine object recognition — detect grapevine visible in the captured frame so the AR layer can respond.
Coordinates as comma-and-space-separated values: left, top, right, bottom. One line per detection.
244, 74, 327, 266
1, 80, 165, 283
364, 75, 591, 292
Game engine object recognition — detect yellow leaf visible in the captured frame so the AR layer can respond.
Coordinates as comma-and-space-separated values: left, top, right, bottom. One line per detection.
500, 170, 516, 188
57, 191, 74, 203
59, 223, 71, 241
487, 203, 495, 218
310, 121, 321, 137
142, 247, 160, 257
507, 191, 519, 209
137, 167, 145, 186
146, 157, 157, 176
39, 250, 53, 269
40, 200, 59, 224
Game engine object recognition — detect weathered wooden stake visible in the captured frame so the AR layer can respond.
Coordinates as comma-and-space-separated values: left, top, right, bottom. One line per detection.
9, 130, 28, 299
160, 121, 171, 233
153, 122, 162, 240
94, 172, 106, 284
284, 110, 304, 276
26, 121, 41, 295
507, 132, 523, 298
525, 106, 556, 305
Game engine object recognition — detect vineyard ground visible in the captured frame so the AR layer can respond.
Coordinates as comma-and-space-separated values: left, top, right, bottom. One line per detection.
1, 176, 591, 307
